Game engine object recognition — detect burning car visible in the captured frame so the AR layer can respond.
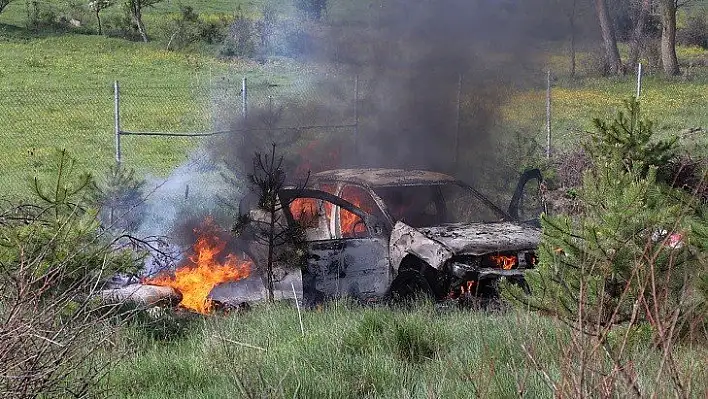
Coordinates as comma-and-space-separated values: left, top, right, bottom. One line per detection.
261, 168, 545, 305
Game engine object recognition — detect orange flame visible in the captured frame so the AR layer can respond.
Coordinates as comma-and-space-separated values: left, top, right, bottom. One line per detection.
340, 186, 378, 236
340, 202, 364, 235
144, 218, 251, 314
489, 255, 516, 270
290, 198, 319, 228
446, 280, 476, 299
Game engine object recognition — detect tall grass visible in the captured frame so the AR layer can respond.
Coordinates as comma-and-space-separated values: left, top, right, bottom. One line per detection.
107, 302, 708, 398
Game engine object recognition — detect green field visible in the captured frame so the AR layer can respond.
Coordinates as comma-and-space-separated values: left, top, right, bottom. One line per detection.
2, 3, 708, 398
2, 0, 708, 199
106, 302, 708, 398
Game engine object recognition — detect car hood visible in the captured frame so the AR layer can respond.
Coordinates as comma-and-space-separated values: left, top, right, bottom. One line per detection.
416, 222, 541, 255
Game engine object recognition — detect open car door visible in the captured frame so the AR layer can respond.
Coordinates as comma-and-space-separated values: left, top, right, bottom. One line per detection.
279, 189, 391, 305
508, 168, 546, 226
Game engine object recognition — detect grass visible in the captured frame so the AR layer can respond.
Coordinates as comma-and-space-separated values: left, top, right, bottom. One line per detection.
107, 302, 708, 398
1, 0, 708, 201
0, 30, 312, 198
501, 47, 708, 154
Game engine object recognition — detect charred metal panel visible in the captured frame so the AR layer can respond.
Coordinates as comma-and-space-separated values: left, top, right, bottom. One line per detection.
417, 222, 540, 256
302, 238, 389, 303
311, 168, 456, 188
389, 222, 454, 271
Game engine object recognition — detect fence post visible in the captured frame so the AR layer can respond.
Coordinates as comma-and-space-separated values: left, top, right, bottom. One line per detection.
114, 80, 121, 165
636, 62, 643, 99
454, 73, 463, 171
546, 70, 552, 160
242, 76, 248, 121
354, 74, 359, 159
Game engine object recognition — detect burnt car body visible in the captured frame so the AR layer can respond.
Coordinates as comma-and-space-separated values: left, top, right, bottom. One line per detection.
272, 168, 544, 304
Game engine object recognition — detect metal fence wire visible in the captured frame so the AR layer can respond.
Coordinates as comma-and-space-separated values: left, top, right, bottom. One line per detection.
0, 76, 360, 199
115, 75, 360, 173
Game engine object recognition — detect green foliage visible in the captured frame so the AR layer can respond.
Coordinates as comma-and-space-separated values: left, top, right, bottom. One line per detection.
294, 0, 327, 21
525, 99, 707, 333
0, 150, 140, 295
587, 97, 677, 179
90, 163, 146, 232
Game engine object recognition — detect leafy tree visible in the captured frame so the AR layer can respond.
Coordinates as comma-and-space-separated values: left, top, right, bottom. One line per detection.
123, 0, 164, 42
88, 0, 112, 35
220, 7, 256, 58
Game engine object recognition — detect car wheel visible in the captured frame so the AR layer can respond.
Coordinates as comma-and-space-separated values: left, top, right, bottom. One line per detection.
388, 269, 434, 304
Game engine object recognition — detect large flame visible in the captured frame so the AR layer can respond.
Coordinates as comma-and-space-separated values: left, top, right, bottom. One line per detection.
144, 218, 251, 314
489, 255, 516, 270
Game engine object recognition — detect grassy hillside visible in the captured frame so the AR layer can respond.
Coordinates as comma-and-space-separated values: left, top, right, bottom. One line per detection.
107, 303, 708, 398
1, 1, 708, 200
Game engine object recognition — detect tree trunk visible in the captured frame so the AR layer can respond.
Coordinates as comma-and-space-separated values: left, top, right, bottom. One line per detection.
96, 9, 102, 36
129, 0, 148, 42
659, 0, 680, 76
569, 0, 577, 77
135, 13, 148, 42
266, 205, 275, 302
627, 0, 652, 69
593, 0, 622, 75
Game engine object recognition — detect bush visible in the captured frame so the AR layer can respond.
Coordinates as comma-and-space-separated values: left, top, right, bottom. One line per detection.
163, 6, 228, 51
677, 15, 708, 49
219, 9, 255, 58
522, 99, 707, 337
295, 0, 327, 21
0, 150, 144, 398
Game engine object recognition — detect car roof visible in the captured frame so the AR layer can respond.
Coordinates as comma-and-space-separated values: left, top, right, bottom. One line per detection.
310, 168, 457, 188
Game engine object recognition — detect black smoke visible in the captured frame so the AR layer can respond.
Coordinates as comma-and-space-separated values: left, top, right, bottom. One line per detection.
209, 0, 598, 195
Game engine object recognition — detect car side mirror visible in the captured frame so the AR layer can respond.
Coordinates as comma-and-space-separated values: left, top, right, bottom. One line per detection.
508, 168, 545, 222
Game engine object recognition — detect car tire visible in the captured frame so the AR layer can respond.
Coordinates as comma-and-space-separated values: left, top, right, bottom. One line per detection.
387, 269, 434, 304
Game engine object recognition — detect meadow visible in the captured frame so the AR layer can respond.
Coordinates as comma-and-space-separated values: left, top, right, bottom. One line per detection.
106, 302, 708, 398
2, 2, 708, 398
2, 0, 708, 199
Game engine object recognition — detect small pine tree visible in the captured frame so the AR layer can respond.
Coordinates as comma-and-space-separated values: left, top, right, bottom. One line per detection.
90, 164, 145, 233
588, 97, 677, 178
520, 99, 707, 334
1, 150, 140, 295
232, 144, 307, 302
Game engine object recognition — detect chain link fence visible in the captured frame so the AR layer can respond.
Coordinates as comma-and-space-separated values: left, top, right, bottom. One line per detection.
0, 75, 360, 200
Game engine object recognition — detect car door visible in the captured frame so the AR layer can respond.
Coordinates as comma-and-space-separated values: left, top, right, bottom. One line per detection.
279, 189, 391, 305
508, 168, 546, 225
